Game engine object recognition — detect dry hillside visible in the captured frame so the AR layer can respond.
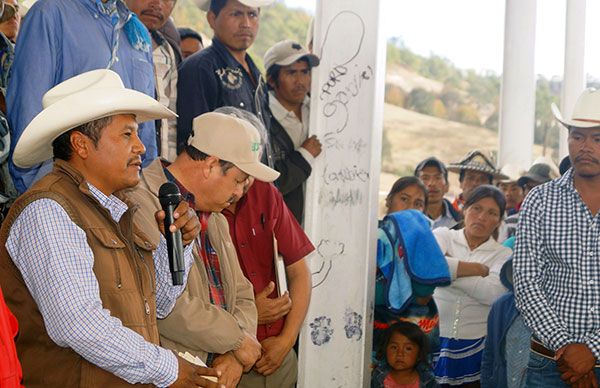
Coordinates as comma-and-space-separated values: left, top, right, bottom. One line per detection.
378, 103, 545, 215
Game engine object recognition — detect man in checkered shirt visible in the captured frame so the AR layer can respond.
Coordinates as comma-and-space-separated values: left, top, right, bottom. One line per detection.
514, 89, 600, 387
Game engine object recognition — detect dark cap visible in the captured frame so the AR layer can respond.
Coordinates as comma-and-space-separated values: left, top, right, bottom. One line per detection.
559, 156, 572, 176
517, 163, 554, 187
414, 157, 448, 181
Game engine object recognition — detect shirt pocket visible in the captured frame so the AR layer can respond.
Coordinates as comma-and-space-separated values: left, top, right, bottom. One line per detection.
131, 57, 155, 98
87, 227, 129, 290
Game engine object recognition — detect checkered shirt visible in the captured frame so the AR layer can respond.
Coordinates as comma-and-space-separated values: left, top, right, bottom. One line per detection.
5, 183, 194, 386
514, 168, 600, 358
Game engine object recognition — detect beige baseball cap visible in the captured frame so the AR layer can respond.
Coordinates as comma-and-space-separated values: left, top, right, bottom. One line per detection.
188, 112, 280, 182
264, 39, 320, 72
195, 0, 274, 12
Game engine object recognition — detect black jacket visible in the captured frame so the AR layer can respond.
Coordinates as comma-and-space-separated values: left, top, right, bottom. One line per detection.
270, 117, 312, 224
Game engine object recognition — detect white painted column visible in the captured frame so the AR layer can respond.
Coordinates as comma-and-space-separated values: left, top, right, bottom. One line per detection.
559, 0, 586, 158
297, 0, 385, 386
498, 0, 537, 170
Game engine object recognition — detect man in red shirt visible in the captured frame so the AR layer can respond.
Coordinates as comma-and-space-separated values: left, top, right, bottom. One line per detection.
223, 178, 313, 388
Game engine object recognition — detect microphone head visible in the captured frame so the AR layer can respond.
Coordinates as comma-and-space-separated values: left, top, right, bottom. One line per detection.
158, 182, 182, 206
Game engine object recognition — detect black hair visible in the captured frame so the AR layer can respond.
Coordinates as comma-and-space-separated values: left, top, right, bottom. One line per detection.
52, 116, 113, 162
184, 144, 234, 173
209, 0, 228, 16
178, 27, 203, 46
559, 156, 572, 176
414, 157, 448, 182
376, 321, 429, 366
266, 57, 311, 90
459, 169, 493, 184
385, 176, 428, 211
464, 184, 506, 217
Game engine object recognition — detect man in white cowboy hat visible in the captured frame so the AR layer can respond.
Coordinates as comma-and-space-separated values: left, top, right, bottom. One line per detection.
264, 39, 321, 224
128, 108, 281, 388
177, 0, 274, 154
7, 0, 158, 194
514, 88, 600, 387
0, 69, 221, 388
447, 150, 508, 212
126, 0, 180, 162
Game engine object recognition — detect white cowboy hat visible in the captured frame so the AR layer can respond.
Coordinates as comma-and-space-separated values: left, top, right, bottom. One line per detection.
195, 0, 273, 12
13, 69, 175, 168
552, 88, 600, 129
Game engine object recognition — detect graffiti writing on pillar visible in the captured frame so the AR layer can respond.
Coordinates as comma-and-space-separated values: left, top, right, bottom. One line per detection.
318, 11, 373, 135
311, 239, 345, 288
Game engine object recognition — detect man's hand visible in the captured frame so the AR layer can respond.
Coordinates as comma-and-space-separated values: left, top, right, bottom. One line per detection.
232, 332, 261, 371
255, 282, 292, 325
301, 135, 322, 158
171, 356, 222, 388
557, 343, 597, 385
254, 335, 293, 376
155, 200, 200, 246
212, 353, 244, 388
568, 371, 598, 388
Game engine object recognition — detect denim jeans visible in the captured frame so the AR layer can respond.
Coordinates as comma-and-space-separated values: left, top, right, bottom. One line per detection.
525, 352, 600, 387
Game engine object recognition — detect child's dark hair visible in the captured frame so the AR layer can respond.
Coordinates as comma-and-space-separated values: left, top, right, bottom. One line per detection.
376, 321, 429, 366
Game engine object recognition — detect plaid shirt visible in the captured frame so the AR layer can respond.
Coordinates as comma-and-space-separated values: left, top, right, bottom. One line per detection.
5, 183, 195, 386
514, 168, 600, 358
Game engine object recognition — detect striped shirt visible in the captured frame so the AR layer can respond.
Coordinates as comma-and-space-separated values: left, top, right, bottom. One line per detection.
5, 183, 194, 386
514, 168, 600, 357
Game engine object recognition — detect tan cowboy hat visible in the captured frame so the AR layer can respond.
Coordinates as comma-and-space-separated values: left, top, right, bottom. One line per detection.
195, 0, 274, 12
447, 150, 509, 180
13, 69, 175, 168
552, 88, 600, 129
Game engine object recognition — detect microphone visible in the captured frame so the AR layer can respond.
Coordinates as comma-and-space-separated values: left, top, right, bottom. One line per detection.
158, 182, 185, 286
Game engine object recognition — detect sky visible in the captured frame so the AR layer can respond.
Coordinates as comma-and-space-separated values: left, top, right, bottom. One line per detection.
283, 0, 600, 79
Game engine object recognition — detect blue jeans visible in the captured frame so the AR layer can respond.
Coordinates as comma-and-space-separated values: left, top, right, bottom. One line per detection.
525, 352, 600, 387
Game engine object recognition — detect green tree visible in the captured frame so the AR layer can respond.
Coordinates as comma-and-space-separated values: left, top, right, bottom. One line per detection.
405, 88, 435, 115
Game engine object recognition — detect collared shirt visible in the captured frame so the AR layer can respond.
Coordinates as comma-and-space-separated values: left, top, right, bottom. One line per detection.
430, 199, 461, 230
433, 228, 510, 339
7, 0, 157, 193
176, 37, 270, 153
268, 91, 314, 165
514, 168, 600, 358
223, 180, 314, 341
6, 183, 194, 386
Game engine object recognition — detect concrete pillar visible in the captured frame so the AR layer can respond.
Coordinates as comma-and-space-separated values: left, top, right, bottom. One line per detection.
297, 0, 385, 386
498, 0, 537, 170
559, 0, 586, 158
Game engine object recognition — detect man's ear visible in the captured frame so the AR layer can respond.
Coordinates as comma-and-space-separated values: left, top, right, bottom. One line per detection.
204, 155, 221, 178
207, 10, 217, 30
70, 131, 91, 159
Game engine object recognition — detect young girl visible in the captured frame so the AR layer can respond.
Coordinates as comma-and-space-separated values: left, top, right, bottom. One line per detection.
372, 321, 438, 388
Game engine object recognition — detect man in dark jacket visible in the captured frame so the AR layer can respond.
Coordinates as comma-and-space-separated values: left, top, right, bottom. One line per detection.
264, 40, 321, 223
481, 259, 531, 388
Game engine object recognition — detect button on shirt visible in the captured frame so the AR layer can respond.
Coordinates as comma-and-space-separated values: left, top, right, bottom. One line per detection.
176, 38, 270, 152
268, 91, 314, 165
6, 183, 194, 386
514, 168, 600, 357
7, 0, 157, 193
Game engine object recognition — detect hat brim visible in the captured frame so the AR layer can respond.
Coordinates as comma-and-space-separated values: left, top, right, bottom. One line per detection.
517, 174, 549, 187
447, 164, 509, 181
196, 0, 273, 11
274, 52, 320, 69
13, 88, 175, 168
235, 160, 280, 182
551, 103, 600, 129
